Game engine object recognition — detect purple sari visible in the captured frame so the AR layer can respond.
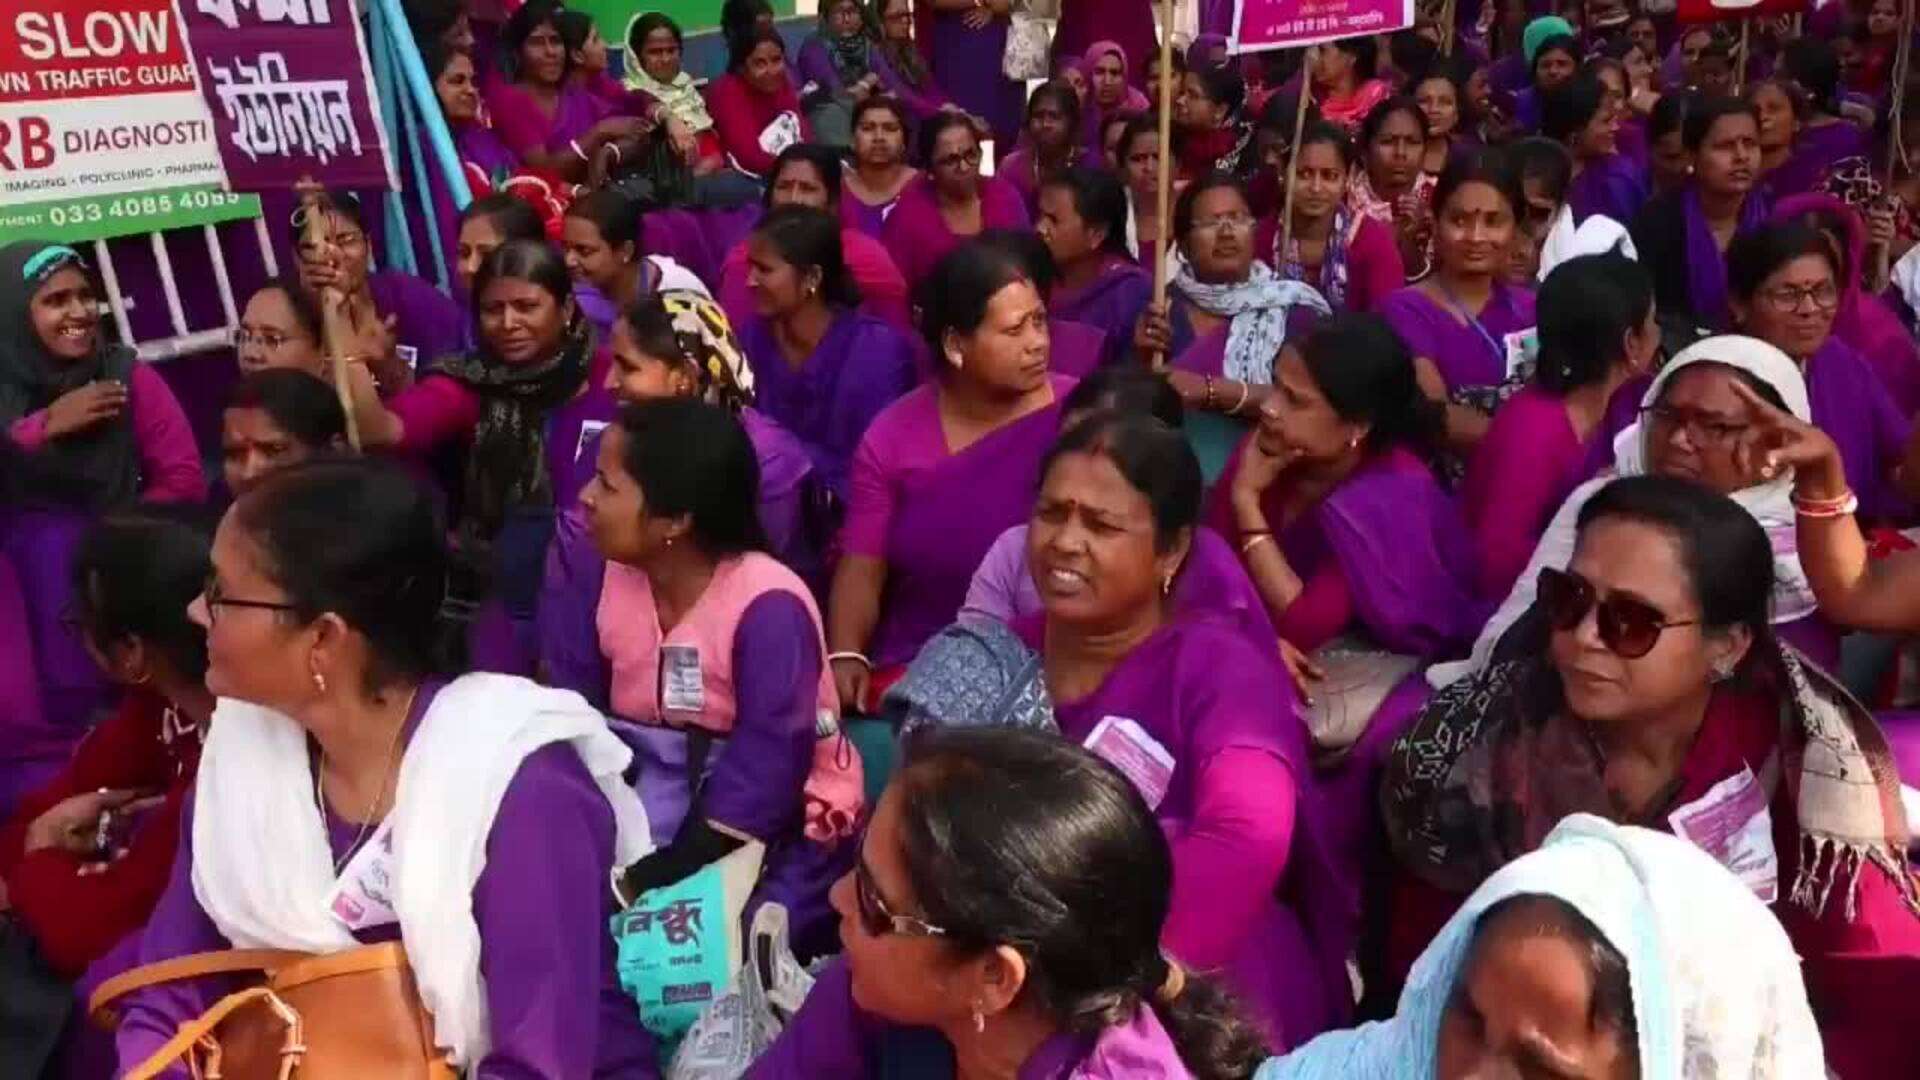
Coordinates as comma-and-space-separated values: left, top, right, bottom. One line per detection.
1681, 185, 1770, 332
1805, 337, 1915, 523
0, 539, 62, 819
0, 509, 109, 759
1017, 613, 1352, 1048
484, 80, 614, 161
1566, 154, 1648, 226
867, 397, 1068, 668
1767, 122, 1872, 201
367, 271, 467, 373
738, 309, 921, 501
1047, 318, 1109, 379
1378, 282, 1537, 392
1051, 259, 1152, 362
922, 11, 1023, 146
1054, 5, 1156, 91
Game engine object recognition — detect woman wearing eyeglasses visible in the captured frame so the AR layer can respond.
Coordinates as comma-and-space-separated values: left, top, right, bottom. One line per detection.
234, 278, 328, 382
880, 114, 1031, 289
1132, 174, 1331, 481
1771, 193, 1920, 416
749, 728, 1272, 1077
1727, 222, 1920, 523
1380, 473, 1920, 1079
111, 459, 657, 1077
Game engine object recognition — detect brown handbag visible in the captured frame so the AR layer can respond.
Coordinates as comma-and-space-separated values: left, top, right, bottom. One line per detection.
89, 942, 458, 1080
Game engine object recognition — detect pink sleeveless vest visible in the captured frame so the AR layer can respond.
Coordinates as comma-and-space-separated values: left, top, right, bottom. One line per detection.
597, 553, 861, 841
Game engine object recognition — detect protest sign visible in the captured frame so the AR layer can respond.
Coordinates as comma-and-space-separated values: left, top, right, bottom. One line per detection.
1231, 0, 1416, 54
174, 0, 397, 192
0, 1, 259, 243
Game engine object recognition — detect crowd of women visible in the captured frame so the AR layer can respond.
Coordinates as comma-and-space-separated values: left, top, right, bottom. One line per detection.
5, 0, 1920, 1076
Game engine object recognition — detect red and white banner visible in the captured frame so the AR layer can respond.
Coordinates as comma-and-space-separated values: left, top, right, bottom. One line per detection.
1232, 0, 1416, 55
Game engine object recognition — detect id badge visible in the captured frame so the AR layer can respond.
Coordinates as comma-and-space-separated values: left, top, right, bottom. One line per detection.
395, 345, 419, 374
326, 819, 400, 931
576, 420, 608, 464
659, 645, 705, 714
1083, 716, 1176, 810
1668, 765, 1778, 903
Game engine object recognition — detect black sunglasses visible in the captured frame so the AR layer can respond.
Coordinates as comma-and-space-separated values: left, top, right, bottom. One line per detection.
1537, 567, 1699, 660
852, 859, 946, 939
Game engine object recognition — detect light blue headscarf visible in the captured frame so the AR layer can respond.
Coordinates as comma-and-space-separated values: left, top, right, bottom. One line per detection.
1256, 815, 1825, 1080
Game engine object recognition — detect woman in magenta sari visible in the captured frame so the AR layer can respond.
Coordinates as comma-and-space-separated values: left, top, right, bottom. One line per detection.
1629, 97, 1767, 337
867, 0, 957, 122
337, 241, 618, 674
1772, 192, 1920, 415
1462, 253, 1658, 601
840, 96, 919, 240
913, 0, 1023, 147
482, 0, 648, 183
1035, 167, 1152, 369
1541, 69, 1648, 227
1011, 414, 1347, 1047
1727, 223, 1920, 524
827, 243, 1070, 711
736, 206, 919, 502
1379, 154, 1536, 453
719, 145, 911, 333
1754, 70, 1871, 201
710, 28, 814, 181
881, 114, 1031, 288
1079, 41, 1149, 155
998, 82, 1085, 214
427, 45, 520, 256
1255, 122, 1405, 315
562, 189, 712, 345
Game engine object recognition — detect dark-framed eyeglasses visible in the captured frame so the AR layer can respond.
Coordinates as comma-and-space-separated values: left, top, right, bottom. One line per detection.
1537, 566, 1699, 660
852, 858, 947, 939
201, 574, 299, 624
1639, 403, 1749, 448
932, 147, 983, 171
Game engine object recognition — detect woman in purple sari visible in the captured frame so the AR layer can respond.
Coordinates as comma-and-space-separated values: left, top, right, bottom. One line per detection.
337, 241, 618, 674
1462, 253, 1658, 602
562, 189, 711, 345
1727, 223, 1920, 523
426, 45, 522, 270
827, 243, 1070, 711
881, 114, 1031, 288
112, 460, 657, 1078
1772, 192, 1920, 415
912, 0, 1023, 147
867, 0, 957, 122
482, 0, 648, 183
998, 82, 1086, 215
750, 728, 1273, 1077
1133, 175, 1332, 481
1753, 75, 1872, 202
1211, 314, 1483, 919
1255, 123, 1405, 315
736, 206, 919, 503
1036, 167, 1152, 370
296, 192, 465, 388
840, 96, 919, 239
1079, 42, 1150, 155
1379, 154, 1536, 453
978, 230, 1112, 381
1541, 70, 1647, 227
1629, 97, 1767, 337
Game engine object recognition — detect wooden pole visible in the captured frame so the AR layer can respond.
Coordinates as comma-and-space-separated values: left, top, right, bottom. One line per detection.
1149, 0, 1178, 371
1733, 19, 1750, 95
1439, 0, 1457, 56
305, 203, 363, 451
1277, 50, 1315, 274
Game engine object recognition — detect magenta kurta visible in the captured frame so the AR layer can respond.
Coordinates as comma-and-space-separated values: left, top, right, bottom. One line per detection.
880, 174, 1032, 288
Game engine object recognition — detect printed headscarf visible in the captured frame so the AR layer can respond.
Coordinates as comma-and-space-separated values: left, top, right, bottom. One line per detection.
0, 241, 139, 507
658, 289, 755, 413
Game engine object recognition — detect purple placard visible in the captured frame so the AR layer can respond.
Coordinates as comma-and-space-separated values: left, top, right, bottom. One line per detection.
173, 0, 395, 191
1231, 0, 1415, 54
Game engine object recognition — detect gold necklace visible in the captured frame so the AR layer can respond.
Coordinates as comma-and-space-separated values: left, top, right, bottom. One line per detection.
316, 684, 421, 874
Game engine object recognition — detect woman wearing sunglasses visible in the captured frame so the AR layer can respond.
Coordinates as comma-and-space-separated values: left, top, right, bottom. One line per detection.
1434, 335, 1844, 692
750, 726, 1270, 1078
1379, 473, 1920, 1080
